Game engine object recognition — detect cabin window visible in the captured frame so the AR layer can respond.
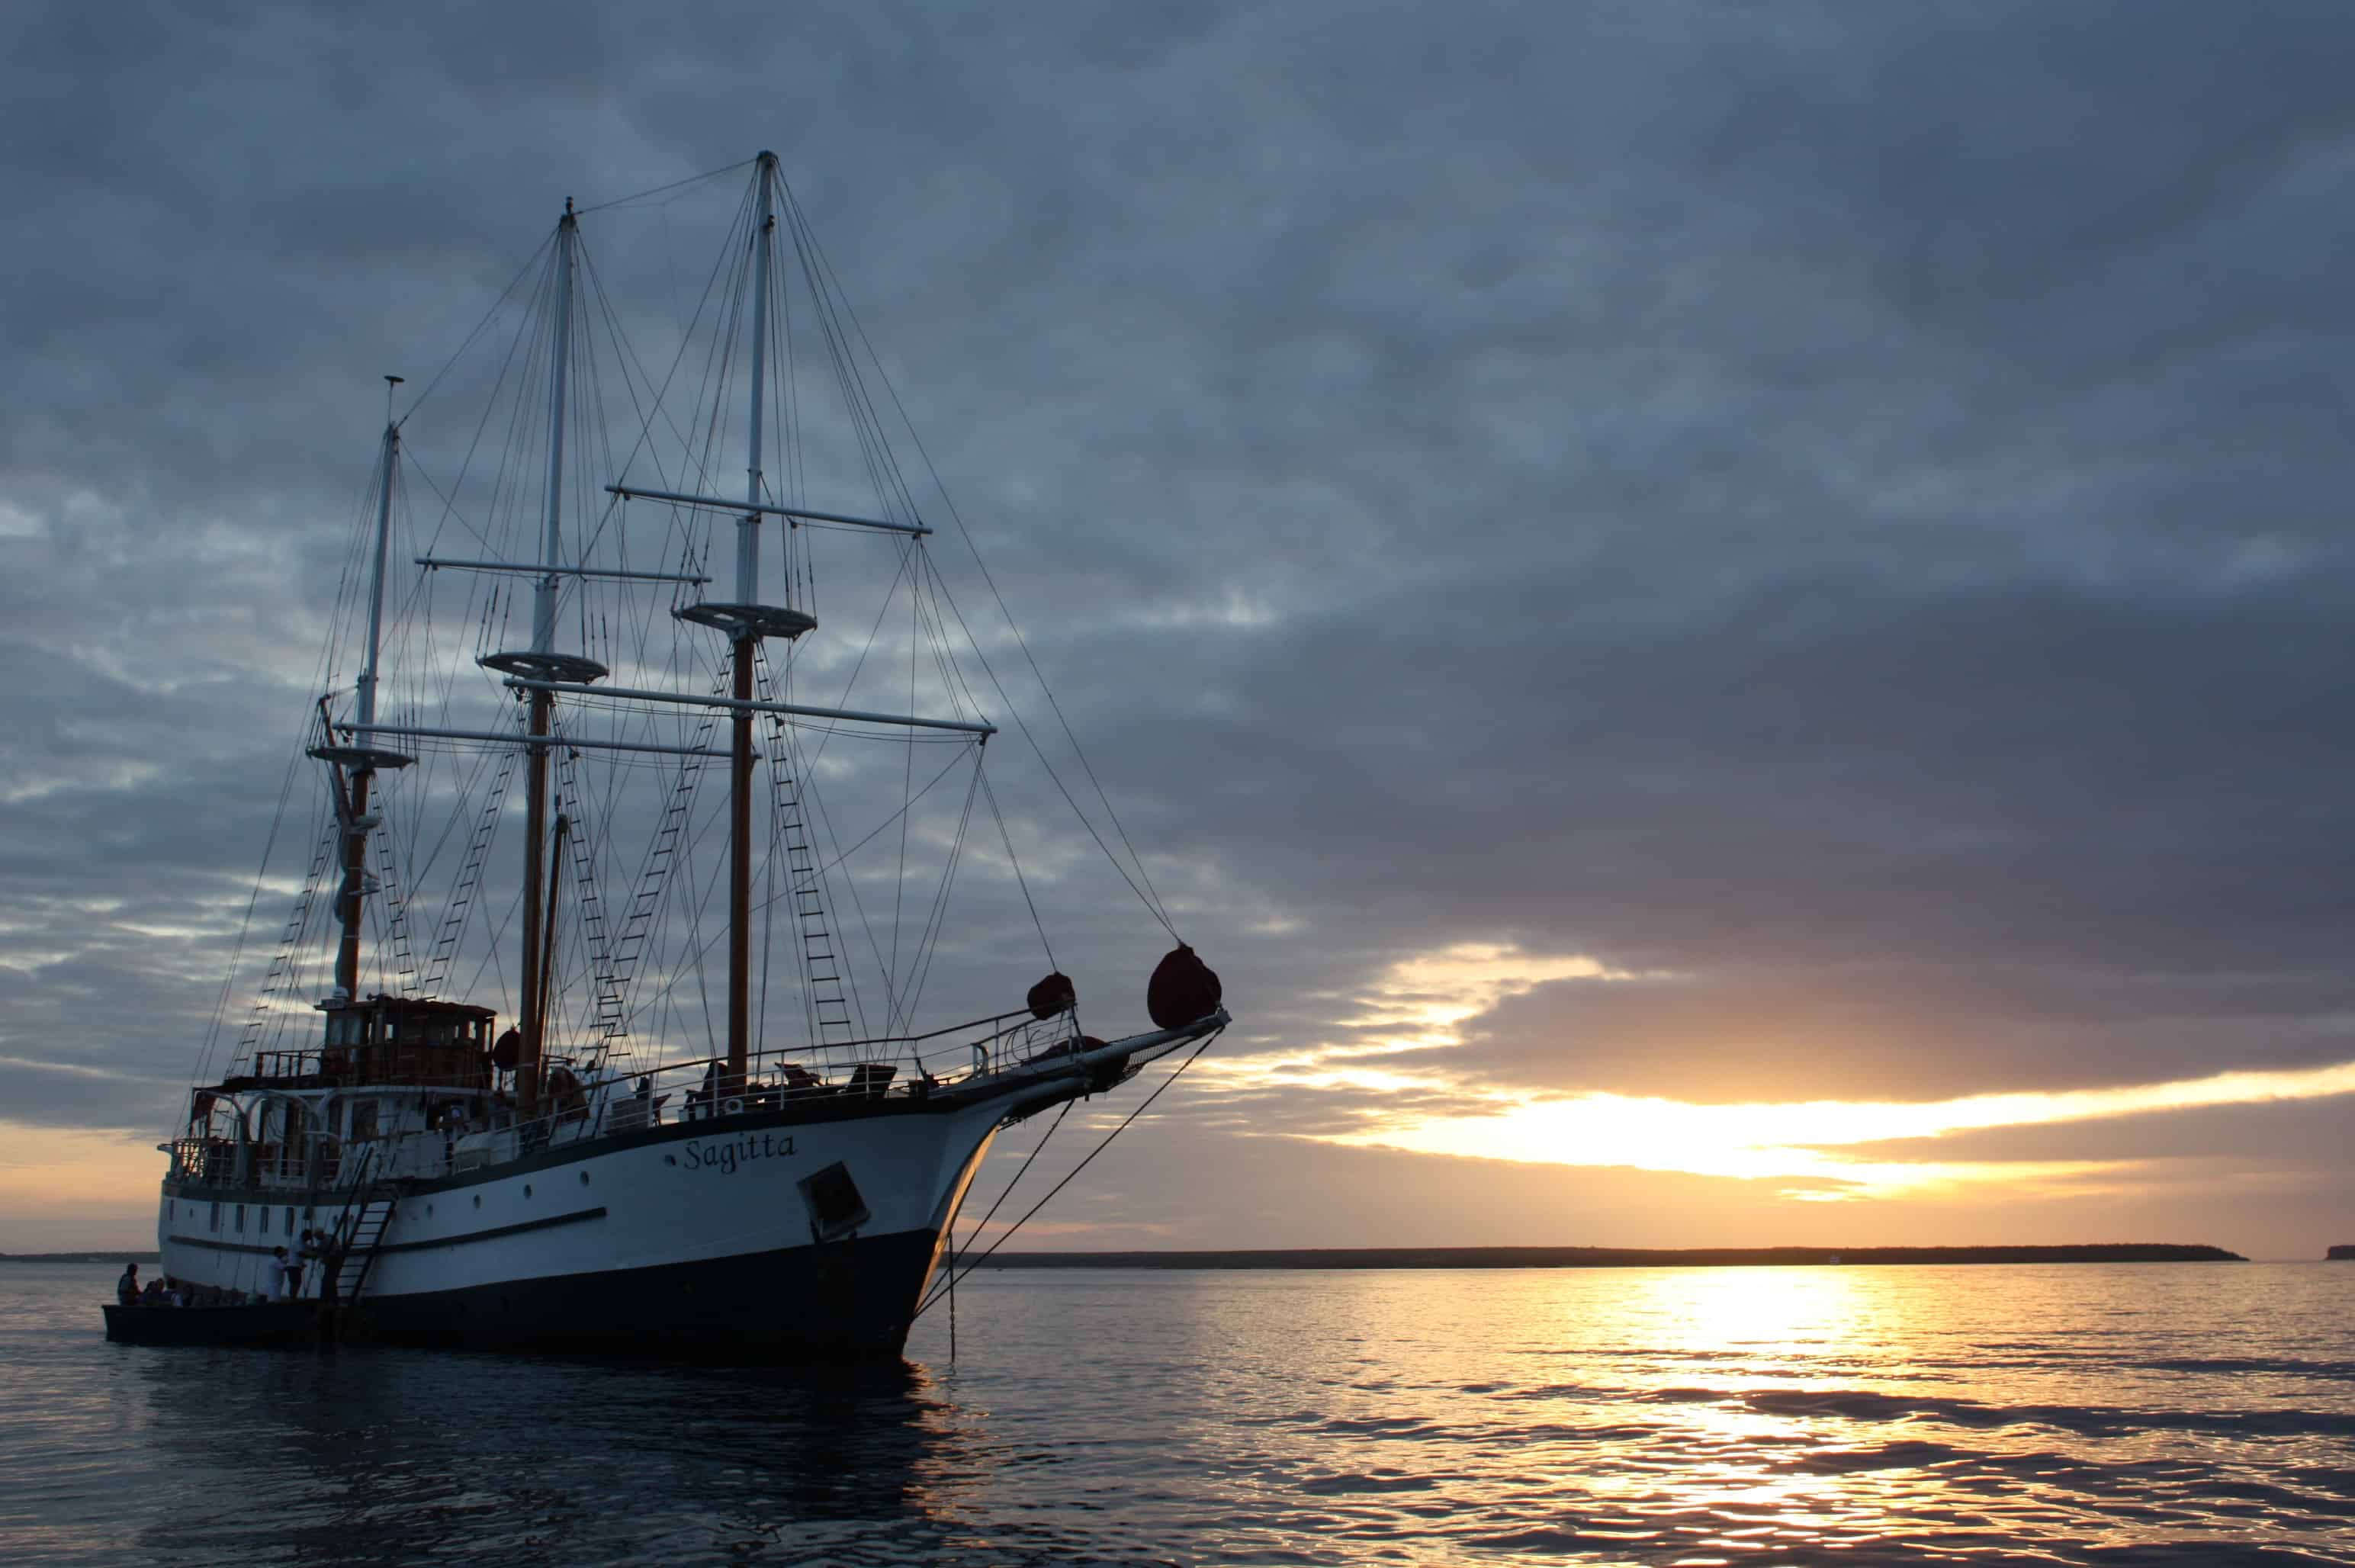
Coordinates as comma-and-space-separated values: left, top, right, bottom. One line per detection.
350, 1101, 379, 1141
235, 1203, 246, 1232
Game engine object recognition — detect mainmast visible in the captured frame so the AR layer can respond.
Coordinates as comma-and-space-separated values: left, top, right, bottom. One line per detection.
665, 151, 818, 1100
477, 202, 608, 1122
313, 376, 414, 1005
728, 156, 776, 1096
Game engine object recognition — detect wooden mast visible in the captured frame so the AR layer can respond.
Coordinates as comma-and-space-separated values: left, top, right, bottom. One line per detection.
537, 812, 570, 1052
516, 203, 577, 1123
330, 379, 405, 1002
724, 154, 778, 1097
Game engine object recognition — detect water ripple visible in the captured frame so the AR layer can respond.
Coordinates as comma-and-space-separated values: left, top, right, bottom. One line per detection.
3, 1261, 2351, 1564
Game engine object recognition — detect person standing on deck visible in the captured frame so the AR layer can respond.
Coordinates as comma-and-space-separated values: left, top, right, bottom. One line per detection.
115, 1262, 140, 1306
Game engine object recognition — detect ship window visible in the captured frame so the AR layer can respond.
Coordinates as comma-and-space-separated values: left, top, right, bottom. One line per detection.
208, 1203, 219, 1232
259, 1207, 269, 1234
235, 1203, 246, 1232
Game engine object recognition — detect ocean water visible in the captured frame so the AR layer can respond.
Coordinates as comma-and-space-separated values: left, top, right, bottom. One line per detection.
2, 1261, 2350, 1565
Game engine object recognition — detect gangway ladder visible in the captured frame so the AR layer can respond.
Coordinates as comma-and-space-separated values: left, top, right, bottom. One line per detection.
314, 1142, 397, 1313
330, 1187, 399, 1306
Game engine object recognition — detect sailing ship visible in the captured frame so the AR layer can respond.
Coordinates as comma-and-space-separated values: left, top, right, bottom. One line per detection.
142, 153, 1228, 1358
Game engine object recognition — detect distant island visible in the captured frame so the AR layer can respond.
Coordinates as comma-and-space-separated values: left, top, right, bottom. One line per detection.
978, 1244, 2245, 1270
8, 1244, 2253, 1271
2330, 1245, 2354, 1261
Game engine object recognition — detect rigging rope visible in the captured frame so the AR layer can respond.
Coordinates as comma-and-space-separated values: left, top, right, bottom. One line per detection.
946, 1096, 1073, 1274
782, 182, 1178, 939
572, 158, 754, 217
911, 1027, 1222, 1321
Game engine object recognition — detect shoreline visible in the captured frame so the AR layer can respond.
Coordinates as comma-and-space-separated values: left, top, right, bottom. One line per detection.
5, 1242, 2254, 1271
972, 1244, 2247, 1270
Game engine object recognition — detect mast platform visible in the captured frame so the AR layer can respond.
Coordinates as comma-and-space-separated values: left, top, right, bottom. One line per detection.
673, 602, 817, 641
477, 650, 609, 683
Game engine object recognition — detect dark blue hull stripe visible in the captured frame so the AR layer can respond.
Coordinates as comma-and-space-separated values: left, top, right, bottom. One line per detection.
166, 1205, 608, 1261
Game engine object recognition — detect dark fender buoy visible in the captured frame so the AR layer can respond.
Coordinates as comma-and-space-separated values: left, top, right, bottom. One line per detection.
1027, 971, 1077, 1020
1146, 944, 1222, 1030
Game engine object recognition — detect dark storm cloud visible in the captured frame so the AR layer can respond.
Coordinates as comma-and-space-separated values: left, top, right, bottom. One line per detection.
5, 2, 2355, 1251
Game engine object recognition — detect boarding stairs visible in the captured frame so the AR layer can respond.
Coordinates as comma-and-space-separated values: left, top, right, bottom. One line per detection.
318, 1144, 399, 1307
329, 1191, 398, 1304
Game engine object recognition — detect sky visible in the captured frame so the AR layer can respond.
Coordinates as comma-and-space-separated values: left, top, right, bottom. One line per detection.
4, 1, 2354, 1258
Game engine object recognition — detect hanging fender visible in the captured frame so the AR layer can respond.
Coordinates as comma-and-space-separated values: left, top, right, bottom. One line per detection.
1146, 943, 1222, 1030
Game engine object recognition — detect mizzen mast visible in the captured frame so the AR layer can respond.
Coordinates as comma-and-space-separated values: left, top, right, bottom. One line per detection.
311, 374, 416, 1004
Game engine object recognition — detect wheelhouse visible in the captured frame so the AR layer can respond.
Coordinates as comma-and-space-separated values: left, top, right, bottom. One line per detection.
170, 994, 505, 1193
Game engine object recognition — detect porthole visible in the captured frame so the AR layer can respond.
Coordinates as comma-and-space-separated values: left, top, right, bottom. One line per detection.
426, 1203, 435, 1216
473, 1194, 482, 1210
578, 1171, 590, 1187
523, 1184, 533, 1198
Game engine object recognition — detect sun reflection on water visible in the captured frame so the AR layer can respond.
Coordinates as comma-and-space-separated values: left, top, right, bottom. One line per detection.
9, 1261, 2350, 1564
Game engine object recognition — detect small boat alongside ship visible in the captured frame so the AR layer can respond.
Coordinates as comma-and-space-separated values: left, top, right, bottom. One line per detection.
125, 153, 1226, 1358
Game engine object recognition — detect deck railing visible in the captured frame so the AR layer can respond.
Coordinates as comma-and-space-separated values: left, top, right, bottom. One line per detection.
172, 1004, 1145, 1189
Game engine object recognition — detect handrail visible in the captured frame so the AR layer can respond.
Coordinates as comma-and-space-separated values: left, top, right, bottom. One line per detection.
178, 1005, 1211, 1188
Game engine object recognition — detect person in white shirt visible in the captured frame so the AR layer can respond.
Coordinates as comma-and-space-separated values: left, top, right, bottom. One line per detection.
268, 1246, 294, 1301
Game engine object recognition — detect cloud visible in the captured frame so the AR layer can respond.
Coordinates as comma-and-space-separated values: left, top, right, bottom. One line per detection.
5, 2, 2355, 1251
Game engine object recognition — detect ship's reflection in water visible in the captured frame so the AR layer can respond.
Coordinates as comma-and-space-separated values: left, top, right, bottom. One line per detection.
127, 1349, 987, 1563
4, 1261, 2350, 1564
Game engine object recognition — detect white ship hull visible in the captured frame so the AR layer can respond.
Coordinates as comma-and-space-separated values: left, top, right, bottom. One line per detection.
158, 1093, 1008, 1357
